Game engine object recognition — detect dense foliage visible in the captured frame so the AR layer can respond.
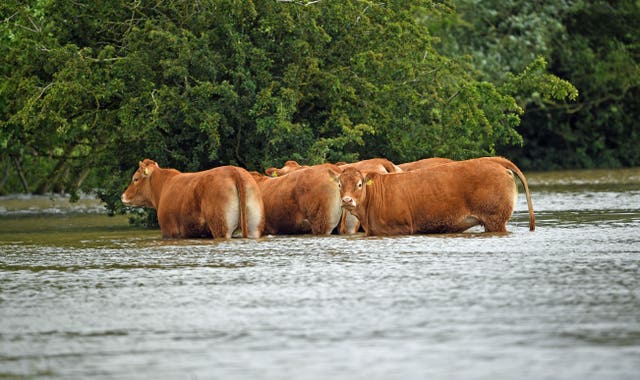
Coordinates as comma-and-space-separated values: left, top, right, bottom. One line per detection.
5, 0, 632, 216
430, 0, 640, 169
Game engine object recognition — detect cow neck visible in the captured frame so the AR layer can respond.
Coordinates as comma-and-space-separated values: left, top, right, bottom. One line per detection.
362, 179, 384, 232
148, 168, 180, 209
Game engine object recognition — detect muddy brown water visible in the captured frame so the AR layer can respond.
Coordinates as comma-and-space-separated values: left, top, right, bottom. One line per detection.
1, 168, 639, 379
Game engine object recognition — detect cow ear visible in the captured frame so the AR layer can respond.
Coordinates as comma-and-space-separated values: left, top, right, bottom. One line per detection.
139, 161, 154, 176
364, 174, 375, 186
327, 168, 340, 183
137, 161, 147, 176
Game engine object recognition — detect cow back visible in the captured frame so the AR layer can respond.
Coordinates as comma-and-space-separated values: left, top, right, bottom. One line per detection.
257, 163, 343, 235
398, 157, 454, 172
339, 158, 403, 174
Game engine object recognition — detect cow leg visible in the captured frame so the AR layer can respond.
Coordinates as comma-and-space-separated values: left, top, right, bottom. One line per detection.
205, 196, 239, 239
245, 207, 264, 238
311, 205, 343, 235
223, 199, 240, 239
245, 188, 264, 238
482, 219, 508, 233
310, 220, 333, 235
158, 214, 183, 238
441, 215, 482, 233
310, 212, 340, 235
481, 206, 513, 233
203, 216, 228, 239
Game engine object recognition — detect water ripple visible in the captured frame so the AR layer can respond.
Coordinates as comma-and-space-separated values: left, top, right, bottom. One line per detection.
1, 175, 640, 379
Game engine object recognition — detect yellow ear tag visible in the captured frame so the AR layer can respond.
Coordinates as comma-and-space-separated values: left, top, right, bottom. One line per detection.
271, 172, 278, 178
143, 168, 149, 175
366, 179, 373, 186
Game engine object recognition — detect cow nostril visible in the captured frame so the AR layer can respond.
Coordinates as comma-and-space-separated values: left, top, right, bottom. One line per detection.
342, 196, 354, 206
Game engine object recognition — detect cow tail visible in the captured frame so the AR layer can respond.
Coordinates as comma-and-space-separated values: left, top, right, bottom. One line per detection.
233, 168, 249, 238
381, 159, 402, 173
490, 157, 536, 231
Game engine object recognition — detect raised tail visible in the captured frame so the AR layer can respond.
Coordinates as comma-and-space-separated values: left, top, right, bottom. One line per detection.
485, 157, 536, 231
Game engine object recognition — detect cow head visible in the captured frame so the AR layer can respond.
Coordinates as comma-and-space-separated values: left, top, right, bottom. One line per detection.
121, 159, 160, 208
265, 160, 304, 177
329, 167, 373, 211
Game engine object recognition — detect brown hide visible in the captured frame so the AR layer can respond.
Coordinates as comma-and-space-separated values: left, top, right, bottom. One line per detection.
121, 159, 265, 239
339, 158, 403, 174
330, 157, 535, 236
251, 163, 343, 235
398, 157, 454, 171
265, 160, 307, 177
336, 158, 403, 234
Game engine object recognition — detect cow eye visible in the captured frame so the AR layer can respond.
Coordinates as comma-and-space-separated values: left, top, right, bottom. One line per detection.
357, 181, 362, 189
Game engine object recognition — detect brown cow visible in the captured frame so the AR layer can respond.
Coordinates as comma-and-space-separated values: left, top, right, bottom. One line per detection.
261, 158, 401, 235
251, 163, 344, 235
398, 157, 454, 171
336, 158, 403, 234
121, 159, 265, 239
329, 157, 535, 235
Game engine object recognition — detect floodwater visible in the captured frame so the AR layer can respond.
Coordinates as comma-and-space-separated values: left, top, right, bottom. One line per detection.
1, 168, 639, 380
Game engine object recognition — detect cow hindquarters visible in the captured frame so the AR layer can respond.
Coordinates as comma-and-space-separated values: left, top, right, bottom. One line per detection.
244, 184, 265, 238
200, 187, 237, 239
477, 178, 517, 233
309, 195, 343, 235
217, 198, 239, 239
230, 168, 265, 238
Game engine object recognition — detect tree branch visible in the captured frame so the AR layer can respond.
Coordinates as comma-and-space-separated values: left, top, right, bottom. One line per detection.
276, 0, 323, 5
11, 156, 30, 193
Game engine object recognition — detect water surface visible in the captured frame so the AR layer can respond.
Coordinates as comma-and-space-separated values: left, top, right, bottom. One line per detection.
1, 169, 639, 379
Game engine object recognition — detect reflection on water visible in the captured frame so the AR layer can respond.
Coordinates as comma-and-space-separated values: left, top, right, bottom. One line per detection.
1, 169, 640, 379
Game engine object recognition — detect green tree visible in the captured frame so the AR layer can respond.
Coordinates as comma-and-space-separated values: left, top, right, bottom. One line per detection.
430, 0, 638, 169
1, 0, 577, 219
516, 0, 640, 169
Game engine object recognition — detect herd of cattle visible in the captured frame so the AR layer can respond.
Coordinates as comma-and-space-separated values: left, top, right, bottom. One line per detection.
121, 157, 535, 239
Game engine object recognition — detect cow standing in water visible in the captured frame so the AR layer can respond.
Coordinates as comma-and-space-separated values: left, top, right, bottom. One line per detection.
121, 159, 265, 239
251, 163, 344, 235
261, 158, 404, 234
336, 158, 403, 234
329, 157, 535, 236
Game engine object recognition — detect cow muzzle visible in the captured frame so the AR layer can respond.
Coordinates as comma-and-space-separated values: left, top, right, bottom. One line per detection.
341, 196, 356, 209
